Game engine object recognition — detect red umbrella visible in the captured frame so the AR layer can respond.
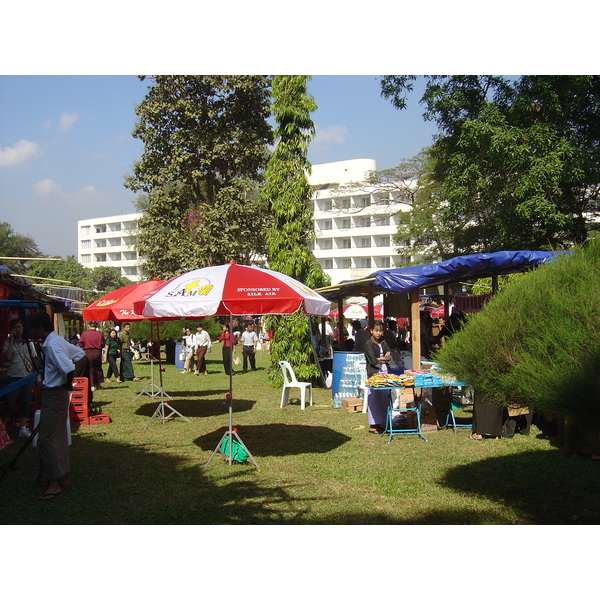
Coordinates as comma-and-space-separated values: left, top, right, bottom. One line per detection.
82, 279, 165, 322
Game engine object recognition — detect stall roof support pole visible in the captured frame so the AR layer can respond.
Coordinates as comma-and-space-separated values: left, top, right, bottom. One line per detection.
367, 293, 375, 329
410, 289, 421, 370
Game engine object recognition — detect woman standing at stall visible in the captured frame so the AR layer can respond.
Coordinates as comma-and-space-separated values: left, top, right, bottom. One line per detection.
364, 320, 392, 434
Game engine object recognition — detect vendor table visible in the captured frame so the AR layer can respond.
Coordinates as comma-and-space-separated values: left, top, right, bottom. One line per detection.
366, 369, 468, 443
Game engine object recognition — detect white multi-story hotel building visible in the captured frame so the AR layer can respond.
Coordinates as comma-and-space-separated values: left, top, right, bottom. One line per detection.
77, 212, 143, 282
77, 159, 412, 285
308, 158, 412, 283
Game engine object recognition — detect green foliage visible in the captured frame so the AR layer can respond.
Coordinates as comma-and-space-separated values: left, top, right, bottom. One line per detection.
381, 76, 600, 254
260, 76, 329, 386
126, 76, 274, 277
434, 239, 600, 427
0, 221, 44, 273
266, 312, 321, 385
27, 255, 92, 289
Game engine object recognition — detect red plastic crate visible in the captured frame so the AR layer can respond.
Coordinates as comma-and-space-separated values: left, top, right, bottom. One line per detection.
69, 403, 88, 417
88, 412, 111, 425
70, 415, 90, 426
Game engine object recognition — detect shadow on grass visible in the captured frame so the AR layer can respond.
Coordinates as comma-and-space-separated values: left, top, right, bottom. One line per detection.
439, 447, 600, 524
133, 397, 256, 419
194, 423, 351, 457
0, 433, 363, 525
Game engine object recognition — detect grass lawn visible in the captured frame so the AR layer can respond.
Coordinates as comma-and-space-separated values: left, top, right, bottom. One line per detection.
1, 349, 599, 525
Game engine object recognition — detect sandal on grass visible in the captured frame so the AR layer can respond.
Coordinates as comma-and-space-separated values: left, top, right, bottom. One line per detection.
469, 434, 483, 440
39, 490, 62, 501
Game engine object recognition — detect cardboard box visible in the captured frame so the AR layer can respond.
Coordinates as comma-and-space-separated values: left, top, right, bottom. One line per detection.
342, 397, 363, 413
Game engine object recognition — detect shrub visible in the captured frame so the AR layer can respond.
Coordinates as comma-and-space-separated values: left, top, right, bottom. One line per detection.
434, 238, 600, 426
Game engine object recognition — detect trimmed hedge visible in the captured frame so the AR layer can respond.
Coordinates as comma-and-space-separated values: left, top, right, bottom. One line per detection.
434, 238, 600, 426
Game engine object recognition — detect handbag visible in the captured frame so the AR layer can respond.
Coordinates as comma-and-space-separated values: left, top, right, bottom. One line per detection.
233, 356, 241, 366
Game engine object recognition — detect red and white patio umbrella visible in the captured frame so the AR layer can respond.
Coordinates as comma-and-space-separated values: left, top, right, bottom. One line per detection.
133, 262, 331, 318
133, 262, 331, 468
82, 279, 165, 322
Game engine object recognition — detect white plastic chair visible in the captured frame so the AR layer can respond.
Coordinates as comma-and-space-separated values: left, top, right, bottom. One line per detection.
279, 361, 313, 410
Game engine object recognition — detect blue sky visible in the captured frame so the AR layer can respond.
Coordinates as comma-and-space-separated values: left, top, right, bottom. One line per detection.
0, 75, 439, 258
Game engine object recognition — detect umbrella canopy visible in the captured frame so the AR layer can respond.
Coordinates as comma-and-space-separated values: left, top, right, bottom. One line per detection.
134, 262, 331, 318
82, 279, 165, 322
329, 303, 383, 320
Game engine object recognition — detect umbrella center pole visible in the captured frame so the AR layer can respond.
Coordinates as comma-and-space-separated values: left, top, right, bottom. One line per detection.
205, 314, 259, 470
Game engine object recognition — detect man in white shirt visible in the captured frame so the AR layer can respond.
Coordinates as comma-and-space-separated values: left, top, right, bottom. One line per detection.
194, 323, 212, 375
240, 322, 258, 373
29, 311, 85, 501
182, 327, 197, 374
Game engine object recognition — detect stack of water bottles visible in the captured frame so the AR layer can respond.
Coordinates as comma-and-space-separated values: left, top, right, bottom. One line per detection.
333, 354, 365, 408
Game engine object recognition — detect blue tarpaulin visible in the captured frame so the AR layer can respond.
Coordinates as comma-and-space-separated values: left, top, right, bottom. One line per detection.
316, 250, 567, 299
373, 250, 565, 293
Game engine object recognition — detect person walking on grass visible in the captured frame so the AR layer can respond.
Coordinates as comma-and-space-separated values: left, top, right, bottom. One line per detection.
240, 322, 258, 373
118, 323, 140, 382
103, 328, 121, 383
194, 323, 212, 375
29, 311, 85, 501
78, 321, 105, 391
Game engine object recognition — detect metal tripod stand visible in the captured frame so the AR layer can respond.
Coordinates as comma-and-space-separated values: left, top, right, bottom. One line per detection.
141, 321, 190, 429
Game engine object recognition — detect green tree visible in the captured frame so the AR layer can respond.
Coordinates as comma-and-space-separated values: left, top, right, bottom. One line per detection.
260, 75, 329, 384
380, 75, 600, 254
88, 266, 132, 295
27, 255, 92, 289
126, 76, 274, 278
0, 222, 45, 273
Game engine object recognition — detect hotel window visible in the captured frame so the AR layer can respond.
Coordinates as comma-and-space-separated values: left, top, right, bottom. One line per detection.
358, 237, 371, 248
81, 239, 91, 249
338, 238, 351, 249
355, 257, 371, 269
81, 254, 91, 264
323, 259, 333, 270
355, 216, 370, 228
80, 225, 90, 235
319, 239, 333, 250
337, 258, 351, 269
95, 224, 106, 233
339, 218, 351, 229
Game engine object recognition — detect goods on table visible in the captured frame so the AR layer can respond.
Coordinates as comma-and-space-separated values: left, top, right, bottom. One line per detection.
365, 365, 467, 389
365, 373, 411, 388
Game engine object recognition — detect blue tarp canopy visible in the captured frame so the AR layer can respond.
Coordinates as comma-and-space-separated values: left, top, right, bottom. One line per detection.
316, 250, 566, 299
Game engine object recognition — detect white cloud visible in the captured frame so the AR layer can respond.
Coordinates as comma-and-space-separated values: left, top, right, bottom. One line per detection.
0, 139, 41, 167
33, 178, 107, 205
313, 124, 350, 146
34, 178, 62, 196
58, 111, 80, 131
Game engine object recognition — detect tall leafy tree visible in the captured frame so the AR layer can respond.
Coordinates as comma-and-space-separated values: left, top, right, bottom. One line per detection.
126, 76, 274, 278
0, 222, 44, 273
380, 75, 600, 254
260, 75, 329, 383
